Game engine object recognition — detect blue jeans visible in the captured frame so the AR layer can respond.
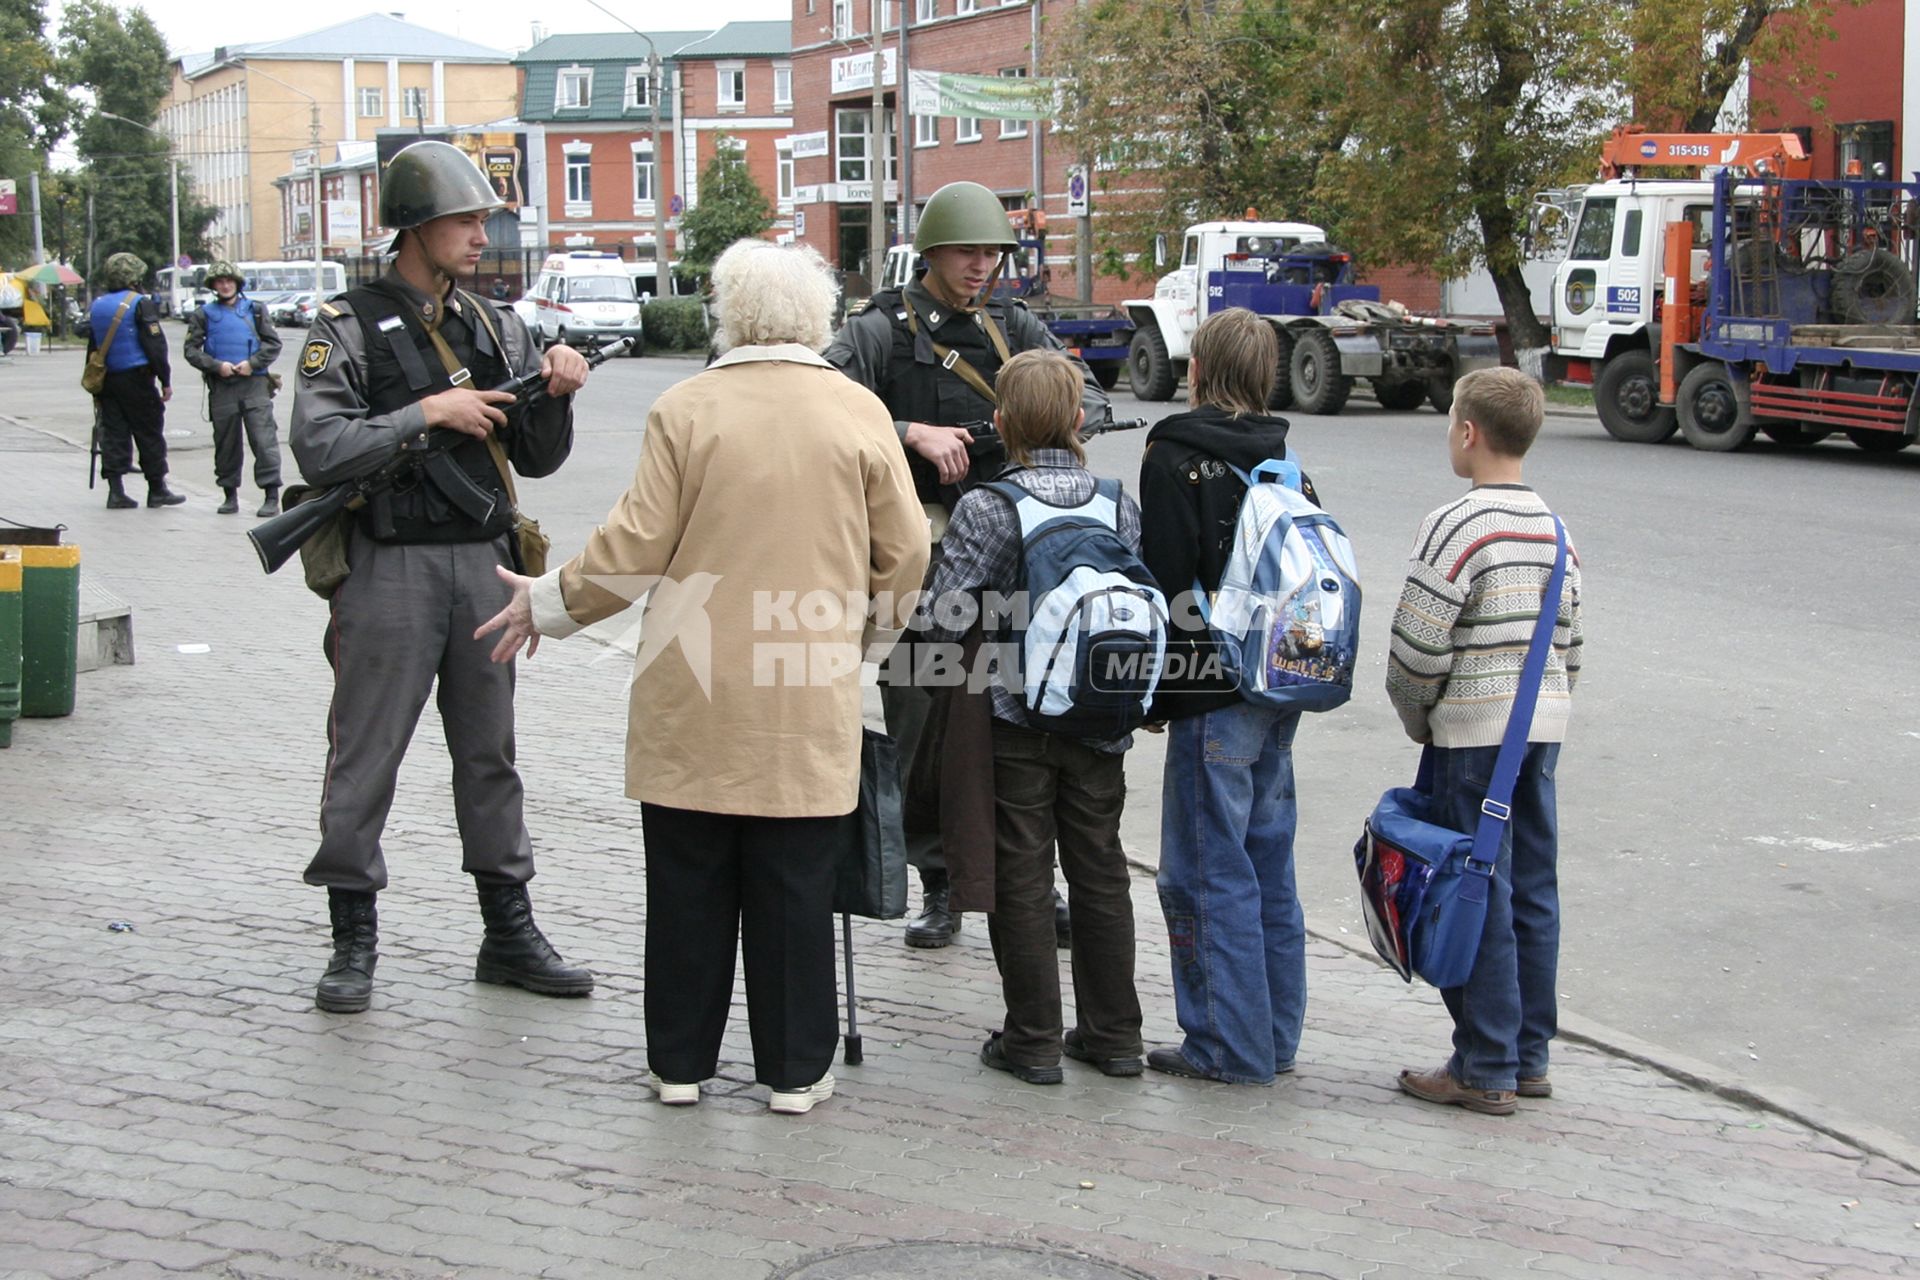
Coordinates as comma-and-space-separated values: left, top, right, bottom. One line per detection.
1157, 702, 1304, 1083
1426, 742, 1562, 1092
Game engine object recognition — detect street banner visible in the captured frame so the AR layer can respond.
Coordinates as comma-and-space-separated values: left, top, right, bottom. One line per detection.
907, 70, 1059, 121
0, 179, 15, 215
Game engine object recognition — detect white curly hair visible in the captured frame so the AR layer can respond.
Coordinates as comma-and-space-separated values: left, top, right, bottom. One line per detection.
709, 238, 839, 352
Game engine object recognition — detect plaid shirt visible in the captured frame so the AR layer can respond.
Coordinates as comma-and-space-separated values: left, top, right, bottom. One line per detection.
914, 449, 1144, 750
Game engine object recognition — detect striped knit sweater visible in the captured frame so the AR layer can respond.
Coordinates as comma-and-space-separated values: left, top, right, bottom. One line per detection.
1386, 485, 1584, 748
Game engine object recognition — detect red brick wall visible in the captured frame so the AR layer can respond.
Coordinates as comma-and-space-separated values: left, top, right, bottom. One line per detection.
1749, 0, 1904, 179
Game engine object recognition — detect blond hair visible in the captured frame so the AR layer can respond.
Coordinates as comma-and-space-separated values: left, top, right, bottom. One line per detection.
996, 350, 1085, 467
1188, 308, 1279, 418
710, 239, 838, 351
1452, 366, 1546, 457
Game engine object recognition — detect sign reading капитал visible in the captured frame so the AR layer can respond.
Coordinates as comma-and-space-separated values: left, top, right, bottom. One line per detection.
906, 70, 1060, 121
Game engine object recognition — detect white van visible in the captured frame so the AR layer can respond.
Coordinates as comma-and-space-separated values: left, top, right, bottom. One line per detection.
527, 251, 644, 354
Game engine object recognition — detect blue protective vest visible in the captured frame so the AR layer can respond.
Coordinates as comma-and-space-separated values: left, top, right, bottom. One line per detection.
90, 291, 147, 372
202, 297, 262, 371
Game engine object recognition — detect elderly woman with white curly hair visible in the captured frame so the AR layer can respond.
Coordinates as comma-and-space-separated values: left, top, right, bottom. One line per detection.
479, 238, 928, 1115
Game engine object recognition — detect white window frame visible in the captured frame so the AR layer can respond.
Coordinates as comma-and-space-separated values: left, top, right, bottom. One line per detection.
357, 86, 383, 117
556, 67, 592, 111
915, 0, 935, 19
717, 62, 746, 110
563, 144, 593, 215
832, 0, 852, 39
914, 113, 938, 148
776, 143, 794, 206
835, 107, 898, 183
955, 115, 981, 143
998, 68, 1027, 138
631, 141, 656, 207
624, 66, 653, 109
773, 63, 792, 108
401, 86, 428, 121
956, 0, 977, 12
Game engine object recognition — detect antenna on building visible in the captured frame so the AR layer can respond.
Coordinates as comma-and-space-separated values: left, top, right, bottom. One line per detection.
530, 20, 547, 44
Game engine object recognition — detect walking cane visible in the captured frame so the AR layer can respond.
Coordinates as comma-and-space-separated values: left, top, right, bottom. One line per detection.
841, 912, 863, 1065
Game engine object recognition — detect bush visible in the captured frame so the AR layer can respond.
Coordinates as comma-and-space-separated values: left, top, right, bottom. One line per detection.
642, 298, 709, 352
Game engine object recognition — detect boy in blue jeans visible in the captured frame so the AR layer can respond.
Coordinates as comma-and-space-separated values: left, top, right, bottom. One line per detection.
1386, 366, 1584, 1115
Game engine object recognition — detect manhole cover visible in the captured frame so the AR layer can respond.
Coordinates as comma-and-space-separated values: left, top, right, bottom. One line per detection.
774, 1242, 1156, 1280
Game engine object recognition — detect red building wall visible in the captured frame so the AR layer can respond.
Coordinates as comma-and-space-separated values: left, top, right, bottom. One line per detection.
1750, 0, 1904, 178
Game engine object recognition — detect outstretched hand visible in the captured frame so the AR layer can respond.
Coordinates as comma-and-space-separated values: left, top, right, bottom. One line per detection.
476, 563, 541, 663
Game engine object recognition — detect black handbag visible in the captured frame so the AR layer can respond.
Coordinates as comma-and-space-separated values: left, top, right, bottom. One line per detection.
833, 728, 909, 920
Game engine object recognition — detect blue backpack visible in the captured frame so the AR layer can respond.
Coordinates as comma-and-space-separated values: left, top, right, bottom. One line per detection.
984, 477, 1170, 738
1199, 457, 1360, 713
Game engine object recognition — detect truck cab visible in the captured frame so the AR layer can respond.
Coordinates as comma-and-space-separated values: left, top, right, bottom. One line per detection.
1552, 180, 1714, 363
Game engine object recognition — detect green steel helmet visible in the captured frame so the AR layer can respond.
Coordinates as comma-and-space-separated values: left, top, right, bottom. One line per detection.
204, 260, 243, 288
379, 140, 504, 230
913, 182, 1018, 254
102, 252, 148, 291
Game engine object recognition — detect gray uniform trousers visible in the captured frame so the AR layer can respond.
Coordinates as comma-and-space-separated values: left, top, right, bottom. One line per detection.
209, 377, 283, 492
303, 526, 536, 893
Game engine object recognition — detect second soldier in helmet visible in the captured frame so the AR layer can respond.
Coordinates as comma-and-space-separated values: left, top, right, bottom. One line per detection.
184, 260, 284, 516
825, 180, 1111, 948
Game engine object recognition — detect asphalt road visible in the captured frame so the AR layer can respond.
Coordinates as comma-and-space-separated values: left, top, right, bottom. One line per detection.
22, 328, 1920, 1146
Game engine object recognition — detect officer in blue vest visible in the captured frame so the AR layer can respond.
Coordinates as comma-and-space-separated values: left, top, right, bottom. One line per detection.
185, 260, 284, 516
88, 252, 185, 509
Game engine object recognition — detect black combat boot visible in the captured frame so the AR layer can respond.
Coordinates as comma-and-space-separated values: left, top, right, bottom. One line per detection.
256, 486, 281, 518
146, 479, 186, 507
314, 889, 377, 1013
104, 476, 137, 510
1054, 885, 1071, 949
217, 487, 239, 514
474, 883, 594, 996
904, 869, 961, 948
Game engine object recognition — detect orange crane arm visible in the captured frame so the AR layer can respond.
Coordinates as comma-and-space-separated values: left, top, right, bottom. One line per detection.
1598, 126, 1812, 180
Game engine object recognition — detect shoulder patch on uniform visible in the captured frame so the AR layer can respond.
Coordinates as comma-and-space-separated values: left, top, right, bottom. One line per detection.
300, 339, 334, 378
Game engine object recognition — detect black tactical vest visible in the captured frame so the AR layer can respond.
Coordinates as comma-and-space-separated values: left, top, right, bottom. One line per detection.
346, 280, 516, 545
869, 289, 1013, 429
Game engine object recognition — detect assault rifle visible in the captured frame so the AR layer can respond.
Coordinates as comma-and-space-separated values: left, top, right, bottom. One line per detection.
248, 336, 631, 575
907, 410, 1150, 509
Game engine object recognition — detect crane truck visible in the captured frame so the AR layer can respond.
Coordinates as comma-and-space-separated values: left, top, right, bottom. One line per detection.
1119, 219, 1503, 414
1549, 126, 1920, 453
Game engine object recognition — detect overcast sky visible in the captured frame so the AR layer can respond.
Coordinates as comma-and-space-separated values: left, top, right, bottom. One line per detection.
87, 0, 789, 58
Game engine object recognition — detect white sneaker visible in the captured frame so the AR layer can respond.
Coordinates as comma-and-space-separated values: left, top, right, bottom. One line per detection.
768, 1073, 835, 1115
650, 1074, 700, 1106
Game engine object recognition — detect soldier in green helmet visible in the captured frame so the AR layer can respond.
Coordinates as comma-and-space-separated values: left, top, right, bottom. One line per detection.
825, 180, 1109, 950
289, 139, 596, 1016
87, 251, 187, 508
184, 260, 284, 516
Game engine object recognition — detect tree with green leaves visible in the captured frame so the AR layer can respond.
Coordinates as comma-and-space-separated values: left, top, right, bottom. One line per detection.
1049, 0, 1336, 281
59, 0, 217, 285
674, 138, 774, 289
0, 0, 72, 264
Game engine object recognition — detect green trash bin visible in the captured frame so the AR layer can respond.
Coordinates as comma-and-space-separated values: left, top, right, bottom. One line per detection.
0, 549, 21, 748
19, 544, 80, 718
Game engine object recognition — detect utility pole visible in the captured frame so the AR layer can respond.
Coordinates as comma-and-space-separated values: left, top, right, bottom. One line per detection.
29, 172, 44, 264
581, 1, 671, 296
896, 0, 911, 245
1075, 0, 1093, 302
868, 0, 887, 281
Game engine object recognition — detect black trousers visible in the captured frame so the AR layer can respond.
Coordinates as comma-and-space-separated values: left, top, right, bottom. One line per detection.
641, 802, 849, 1090
96, 367, 169, 482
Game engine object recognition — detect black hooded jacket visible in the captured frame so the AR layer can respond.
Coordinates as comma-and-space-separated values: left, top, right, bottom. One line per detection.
1138, 404, 1308, 723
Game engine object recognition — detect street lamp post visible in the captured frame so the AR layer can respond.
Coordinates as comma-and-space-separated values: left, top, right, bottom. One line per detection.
241, 63, 326, 297
870, 0, 887, 280
96, 110, 180, 299
584, 0, 672, 293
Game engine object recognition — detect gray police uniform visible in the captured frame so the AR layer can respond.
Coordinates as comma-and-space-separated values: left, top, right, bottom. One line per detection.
184, 295, 284, 493
824, 278, 1109, 876
291, 270, 573, 893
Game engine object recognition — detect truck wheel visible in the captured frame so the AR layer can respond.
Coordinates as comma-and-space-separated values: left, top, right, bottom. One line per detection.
1830, 248, 1917, 326
1372, 380, 1426, 411
1289, 329, 1350, 415
1092, 362, 1121, 390
1128, 326, 1176, 401
1593, 350, 1677, 443
1760, 424, 1830, 447
1846, 428, 1911, 453
1268, 329, 1294, 410
1677, 362, 1755, 452
1428, 379, 1455, 414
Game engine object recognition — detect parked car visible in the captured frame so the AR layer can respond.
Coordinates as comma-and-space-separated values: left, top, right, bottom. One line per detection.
269, 292, 314, 326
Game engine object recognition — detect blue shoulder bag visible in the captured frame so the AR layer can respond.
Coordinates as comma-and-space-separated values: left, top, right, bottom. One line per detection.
1353, 516, 1567, 988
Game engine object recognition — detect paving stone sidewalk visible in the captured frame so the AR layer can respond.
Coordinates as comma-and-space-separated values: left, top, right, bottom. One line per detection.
1, 419, 1917, 1280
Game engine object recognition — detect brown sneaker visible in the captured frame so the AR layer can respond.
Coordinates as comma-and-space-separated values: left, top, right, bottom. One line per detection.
1517, 1075, 1552, 1098
1398, 1066, 1516, 1115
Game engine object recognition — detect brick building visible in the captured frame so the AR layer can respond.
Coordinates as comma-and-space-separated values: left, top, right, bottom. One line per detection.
1748, 0, 1918, 181
515, 21, 793, 274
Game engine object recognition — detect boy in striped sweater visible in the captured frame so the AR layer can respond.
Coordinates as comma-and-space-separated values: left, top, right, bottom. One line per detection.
1387, 366, 1584, 1116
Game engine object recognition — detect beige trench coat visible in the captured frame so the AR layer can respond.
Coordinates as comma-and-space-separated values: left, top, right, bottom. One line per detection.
530, 344, 929, 818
